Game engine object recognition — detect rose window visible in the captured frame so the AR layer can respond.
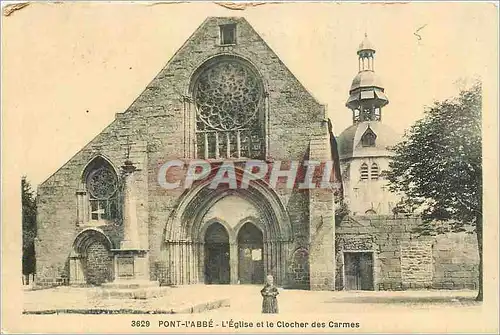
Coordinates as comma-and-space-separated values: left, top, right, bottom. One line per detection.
88, 167, 118, 199
193, 58, 265, 159
86, 166, 119, 221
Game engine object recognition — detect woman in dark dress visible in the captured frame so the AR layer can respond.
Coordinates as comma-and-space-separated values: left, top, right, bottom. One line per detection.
261, 275, 279, 313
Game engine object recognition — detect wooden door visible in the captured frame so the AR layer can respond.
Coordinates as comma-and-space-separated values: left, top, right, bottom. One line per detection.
344, 252, 360, 290
359, 253, 374, 290
205, 243, 230, 284
237, 223, 264, 284
204, 223, 230, 284
344, 252, 374, 291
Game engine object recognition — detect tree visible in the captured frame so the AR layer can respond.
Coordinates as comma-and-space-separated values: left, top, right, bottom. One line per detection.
22, 177, 37, 284
387, 81, 483, 301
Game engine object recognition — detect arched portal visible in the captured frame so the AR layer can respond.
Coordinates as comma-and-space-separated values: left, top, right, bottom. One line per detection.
237, 222, 264, 284
163, 169, 293, 286
69, 228, 113, 286
204, 222, 230, 284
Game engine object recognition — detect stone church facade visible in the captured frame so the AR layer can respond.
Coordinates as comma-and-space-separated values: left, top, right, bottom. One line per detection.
35, 17, 336, 290
35, 17, 479, 291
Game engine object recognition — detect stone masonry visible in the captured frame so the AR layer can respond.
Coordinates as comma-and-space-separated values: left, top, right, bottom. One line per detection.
400, 240, 433, 288
335, 215, 479, 291
33, 16, 477, 293
83, 242, 113, 286
34, 17, 336, 290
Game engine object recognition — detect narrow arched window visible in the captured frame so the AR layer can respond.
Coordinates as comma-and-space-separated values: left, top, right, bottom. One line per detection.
370, 163, 379, 180
78, 157, 120, 224
360, 163, 369, 180
192, 56, 265, 160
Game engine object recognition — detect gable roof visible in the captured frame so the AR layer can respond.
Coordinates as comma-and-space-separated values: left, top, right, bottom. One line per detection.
38, 17, 327, 188
122, 16, 325, 115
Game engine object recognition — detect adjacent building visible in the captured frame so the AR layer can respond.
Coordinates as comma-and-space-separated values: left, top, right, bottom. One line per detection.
335, 34, 479, 291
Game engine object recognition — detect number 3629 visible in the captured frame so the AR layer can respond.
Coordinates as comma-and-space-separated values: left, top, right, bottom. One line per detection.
131, 320, 150, 327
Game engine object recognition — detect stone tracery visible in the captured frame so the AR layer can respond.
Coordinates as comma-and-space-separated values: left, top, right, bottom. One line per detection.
192, 57, 265, 159
87, 167, 118, 199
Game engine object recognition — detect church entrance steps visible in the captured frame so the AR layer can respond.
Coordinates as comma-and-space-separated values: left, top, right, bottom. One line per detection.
95, 287, 168, 300
101, 280, 161, 290
96, 280, 166, 299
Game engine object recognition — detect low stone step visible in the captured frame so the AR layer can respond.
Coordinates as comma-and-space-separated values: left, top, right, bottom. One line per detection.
23, 298, 231, 314
101, 280, 160, 290
97, 286, 168, 300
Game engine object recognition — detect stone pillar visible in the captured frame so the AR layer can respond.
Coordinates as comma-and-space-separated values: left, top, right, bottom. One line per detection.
76, 188, 86, 226
280, 241, 289, 288
194, 243, 199, 283
120, 160, 140, 250
198, 243, 205, 284
308, 134, 336, 291
230, 242, 238, 284
109, 160, 150, 282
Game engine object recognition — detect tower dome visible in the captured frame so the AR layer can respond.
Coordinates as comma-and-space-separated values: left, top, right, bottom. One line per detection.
357, 33, 376, 54
337, 122, 400, 160
350, 70, 384, 92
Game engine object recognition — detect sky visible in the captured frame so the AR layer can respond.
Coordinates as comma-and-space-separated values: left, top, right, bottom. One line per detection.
2, 2, 498, 188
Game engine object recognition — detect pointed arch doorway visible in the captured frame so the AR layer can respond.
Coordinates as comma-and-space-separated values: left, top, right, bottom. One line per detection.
165, 182, 293, 286
204, 222, 230, 284
237, 222, 264, 284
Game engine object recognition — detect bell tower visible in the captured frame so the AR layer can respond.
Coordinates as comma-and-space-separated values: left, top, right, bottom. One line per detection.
346, 34, 389, 123
337, 34, 401, 216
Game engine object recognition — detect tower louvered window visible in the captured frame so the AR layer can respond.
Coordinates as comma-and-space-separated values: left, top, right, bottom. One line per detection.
193, 57, 265, 160
370, 163, 379, 180
360, 163, 369, 180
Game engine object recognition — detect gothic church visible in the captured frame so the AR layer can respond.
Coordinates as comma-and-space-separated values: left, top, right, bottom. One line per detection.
35, 17, 479, 292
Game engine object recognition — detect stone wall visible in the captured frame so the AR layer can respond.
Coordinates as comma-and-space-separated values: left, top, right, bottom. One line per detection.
308, 135, 336, 291
288, 247, 310, 290
285, 189, 310, 289
432, 232, 479, 289
400, 240, 433, 289
35, 113, 149, 287
83, 241, 113, 285
336, 215, 479, 291
35, 17, 329, 289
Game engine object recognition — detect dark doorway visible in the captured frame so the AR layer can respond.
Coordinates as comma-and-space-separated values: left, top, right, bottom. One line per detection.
237, 222, 264, 284
344, 252, 374, 291
204, 223, 230, 284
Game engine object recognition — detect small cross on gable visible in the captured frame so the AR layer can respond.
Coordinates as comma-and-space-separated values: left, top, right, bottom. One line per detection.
123, 135, 137, 160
